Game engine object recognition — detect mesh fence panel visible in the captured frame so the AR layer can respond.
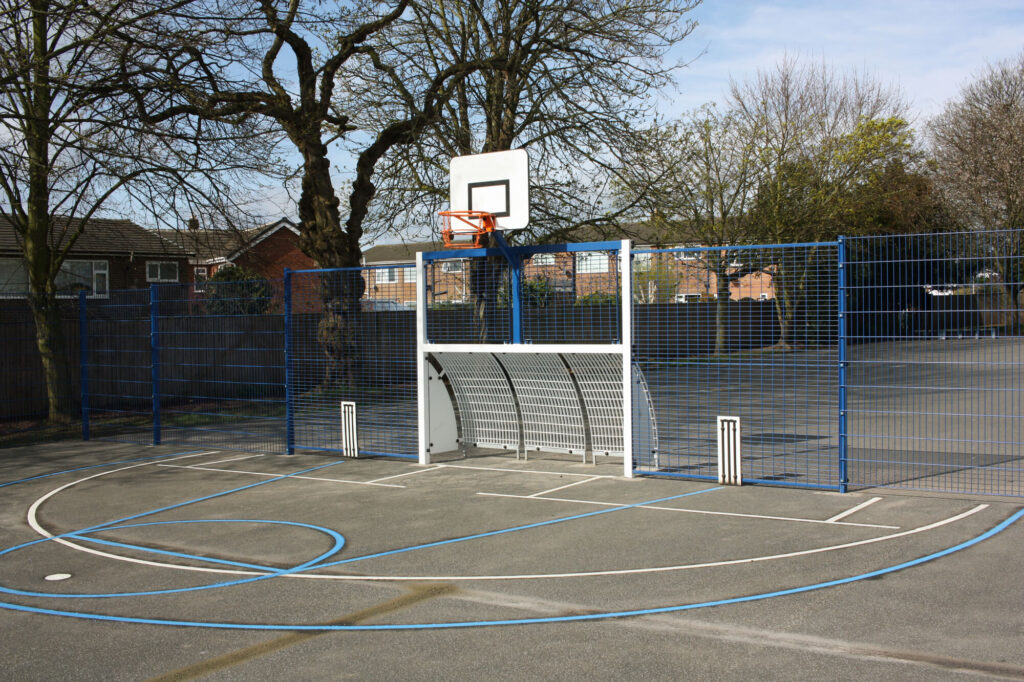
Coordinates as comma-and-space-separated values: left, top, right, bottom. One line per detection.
152, 280, 287, 453
632, 244, 840, 489
845, 230, 1024, 495
425, 246, 622, 344
290, 267, 417, 458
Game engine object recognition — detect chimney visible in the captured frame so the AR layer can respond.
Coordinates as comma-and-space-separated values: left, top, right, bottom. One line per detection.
187, 215, 199, 231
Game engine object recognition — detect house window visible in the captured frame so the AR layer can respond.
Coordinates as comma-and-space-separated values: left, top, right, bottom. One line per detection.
57, 260, 108, 297
633, 252, 652, 271
194, 266, 208, 293
0, 258, 28, 296
531, 253, 555, 266
575, 252, 608, 274
441, 261, 463, 274
146, 260, 179, 283
403, 266, 417, 283
377, 268, 398, 284
1, 259, 108, 297
674, 249, 697, 262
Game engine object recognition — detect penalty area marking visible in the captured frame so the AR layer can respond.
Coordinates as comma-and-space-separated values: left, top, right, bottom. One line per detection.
477, 492, 900, 529
3, 506, 1019, 632
156, 464, 405, 488
21, 456, 988, 584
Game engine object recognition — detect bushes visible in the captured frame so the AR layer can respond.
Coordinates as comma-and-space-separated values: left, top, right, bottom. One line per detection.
204, 266, 274, 315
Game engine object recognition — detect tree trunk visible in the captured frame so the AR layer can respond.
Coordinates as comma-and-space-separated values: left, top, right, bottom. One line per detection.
294, 139, 365, 390
27, 290, 73, 422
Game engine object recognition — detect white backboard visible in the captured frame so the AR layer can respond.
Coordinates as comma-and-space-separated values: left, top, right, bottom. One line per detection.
449, 149, 529, 231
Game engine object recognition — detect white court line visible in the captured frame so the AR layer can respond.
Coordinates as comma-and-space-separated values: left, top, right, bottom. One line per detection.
827, 497, 882, 523
199, 454, 264, 467
367, 466, 444, 483
26, 451, 219, 558
439, 463, 618, 479
156, 464, 405, 488
24, 459, 988, 583
529, 477, 601, 498
477, 492, 900, 529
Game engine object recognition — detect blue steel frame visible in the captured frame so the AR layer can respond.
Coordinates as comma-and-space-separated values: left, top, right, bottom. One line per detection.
283, 268, 295, 454
150, 284, 161, 446
837, 237, 848, 493
65, 229, 1022, 497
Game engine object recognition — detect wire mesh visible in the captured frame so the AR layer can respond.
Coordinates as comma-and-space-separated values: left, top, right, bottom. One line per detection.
520, 247, 622, 344
844, 230, 1024, 495
0, 297, 81, 442
290, 267, 417, 458
424, 245, 622, 345
152, 280, 287, 453
83, 289, 153, 444
631, 244, 841, 489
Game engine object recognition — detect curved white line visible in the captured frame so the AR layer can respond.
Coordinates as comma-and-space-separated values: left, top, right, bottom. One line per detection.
26, 452, 241, 576
24, 458, 990, 583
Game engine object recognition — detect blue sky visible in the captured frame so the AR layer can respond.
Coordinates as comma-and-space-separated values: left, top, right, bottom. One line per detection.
665, 0, 1024, 122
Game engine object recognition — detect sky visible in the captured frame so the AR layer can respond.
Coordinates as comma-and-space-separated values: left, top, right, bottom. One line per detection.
664, 0, 1024, 124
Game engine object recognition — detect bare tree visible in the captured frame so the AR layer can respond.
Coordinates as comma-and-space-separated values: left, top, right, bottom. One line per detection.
0, 0, 270, 420
729, 56, 909, 348
614, 105, 761, 353
929, 52, 1024, 325
346, 0, 701, 245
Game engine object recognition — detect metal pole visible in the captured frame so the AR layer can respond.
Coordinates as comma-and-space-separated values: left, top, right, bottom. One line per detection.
620, 240, 633, 478
283, 268, 294, 454
150, 284, 161, 445
837, 237, 848, 493
79, 290, 89, 441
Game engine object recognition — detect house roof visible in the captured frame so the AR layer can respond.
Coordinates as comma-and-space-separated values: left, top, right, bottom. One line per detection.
158, 218, 298, 263
0, 214, 190, 257
362, 241, 445, 264
360, 222, 690, 264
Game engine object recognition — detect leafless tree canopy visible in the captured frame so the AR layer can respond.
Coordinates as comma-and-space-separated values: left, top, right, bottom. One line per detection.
343, 0, 701, 244
929, 51, 1024, 233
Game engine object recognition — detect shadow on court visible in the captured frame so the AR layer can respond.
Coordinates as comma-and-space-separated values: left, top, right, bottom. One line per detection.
1, 440, 1022, 681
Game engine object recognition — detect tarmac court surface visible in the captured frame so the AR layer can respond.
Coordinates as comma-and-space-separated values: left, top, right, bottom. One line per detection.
0, 441, 1022, 681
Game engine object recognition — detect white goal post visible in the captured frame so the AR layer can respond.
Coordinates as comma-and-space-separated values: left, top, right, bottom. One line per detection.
415, 240, 655, 477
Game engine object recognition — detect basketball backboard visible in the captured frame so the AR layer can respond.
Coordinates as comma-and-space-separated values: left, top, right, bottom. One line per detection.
449, 149, 529, 231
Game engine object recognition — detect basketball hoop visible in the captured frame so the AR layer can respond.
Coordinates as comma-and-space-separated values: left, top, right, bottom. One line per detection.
439, 210, 497, 249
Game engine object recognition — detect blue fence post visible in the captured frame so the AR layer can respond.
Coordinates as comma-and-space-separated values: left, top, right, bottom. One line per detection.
79, 290, 89, 441
150, 284, 161, 446
283, 268, 294, 454
837, 237, 848, 493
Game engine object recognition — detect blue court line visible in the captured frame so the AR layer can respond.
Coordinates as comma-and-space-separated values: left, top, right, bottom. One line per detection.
0, 458, 349, 598
0, 450, 210, 489
1, 507, 1019, 630
0, 519, 346, 599
315, 488, 723, 569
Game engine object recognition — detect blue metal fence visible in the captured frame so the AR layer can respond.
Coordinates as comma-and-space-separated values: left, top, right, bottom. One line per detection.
844, 230, 1023, 496
8, 229, 1021, 496
631, 243, 842, 490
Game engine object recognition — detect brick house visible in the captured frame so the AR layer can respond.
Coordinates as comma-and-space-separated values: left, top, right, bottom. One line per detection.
160, 218, 314, 290
361, 234, 774, 304
0, 214, 192, 299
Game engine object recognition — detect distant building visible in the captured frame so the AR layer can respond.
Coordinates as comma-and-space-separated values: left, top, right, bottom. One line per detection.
160, 217, 313, 290
1, 214, 191, 298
